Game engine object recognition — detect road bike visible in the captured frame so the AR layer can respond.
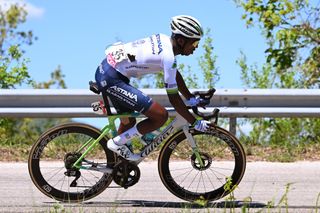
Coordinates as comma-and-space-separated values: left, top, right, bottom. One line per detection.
28, 82, 246, 203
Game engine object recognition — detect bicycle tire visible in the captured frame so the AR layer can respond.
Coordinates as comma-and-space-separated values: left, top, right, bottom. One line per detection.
158, 126, 246, 202
28, 123, 116, 202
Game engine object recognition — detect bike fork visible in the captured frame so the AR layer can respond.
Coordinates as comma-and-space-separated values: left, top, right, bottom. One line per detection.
182, 126, 204, 167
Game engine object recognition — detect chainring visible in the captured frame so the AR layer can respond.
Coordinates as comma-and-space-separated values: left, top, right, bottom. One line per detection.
112, 160, 140, 189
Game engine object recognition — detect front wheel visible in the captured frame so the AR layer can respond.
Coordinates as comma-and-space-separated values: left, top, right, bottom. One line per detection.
28, 123, 116, 202
158, 126, 246, 202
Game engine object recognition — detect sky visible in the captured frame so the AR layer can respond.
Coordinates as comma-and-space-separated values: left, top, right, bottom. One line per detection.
1, 0, 268, 89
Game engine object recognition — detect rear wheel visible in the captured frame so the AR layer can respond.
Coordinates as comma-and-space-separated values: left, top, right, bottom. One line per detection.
158, 126, 246, 202
28, 123, 116, 202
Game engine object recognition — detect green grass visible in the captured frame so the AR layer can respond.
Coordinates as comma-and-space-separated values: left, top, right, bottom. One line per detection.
36, 183, 319, 213
2, 139, 320, 162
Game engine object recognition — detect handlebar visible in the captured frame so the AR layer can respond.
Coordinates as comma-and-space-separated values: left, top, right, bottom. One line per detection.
189, 88, 220, 124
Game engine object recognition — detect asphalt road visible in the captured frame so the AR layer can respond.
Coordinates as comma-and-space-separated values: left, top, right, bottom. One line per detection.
0, 161, 319, 213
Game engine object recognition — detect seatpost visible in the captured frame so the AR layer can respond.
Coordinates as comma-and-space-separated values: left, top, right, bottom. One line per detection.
101, 90, 112, 115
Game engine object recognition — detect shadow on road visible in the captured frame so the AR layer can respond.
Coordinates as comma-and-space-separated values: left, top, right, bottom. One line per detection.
74, 199, 268, 209
42, 200, 320, 211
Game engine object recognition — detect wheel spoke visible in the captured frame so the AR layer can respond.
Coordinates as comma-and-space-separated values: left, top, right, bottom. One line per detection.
28, 124, 115, 202
159, 127, 246, 202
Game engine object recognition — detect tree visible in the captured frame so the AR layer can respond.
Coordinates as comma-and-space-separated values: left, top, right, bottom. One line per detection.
0, 3, 35, 89
236, 0, 320, 87
0, 3, 35, 138
0, 3, 68, 156
235, 0, 320, 155
198, 29, 220, 88
33, 66, 67, 89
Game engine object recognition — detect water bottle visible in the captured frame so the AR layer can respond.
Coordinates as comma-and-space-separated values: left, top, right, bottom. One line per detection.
140, 132, 157, 146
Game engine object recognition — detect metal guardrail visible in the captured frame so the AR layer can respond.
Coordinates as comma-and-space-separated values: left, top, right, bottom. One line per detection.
1, 89, 320, 134
1, 88, 320, 116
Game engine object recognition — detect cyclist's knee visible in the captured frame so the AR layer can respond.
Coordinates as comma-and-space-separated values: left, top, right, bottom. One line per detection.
158, 108, 168, 125
120, 117, 136, 126
145, 102, 168, 125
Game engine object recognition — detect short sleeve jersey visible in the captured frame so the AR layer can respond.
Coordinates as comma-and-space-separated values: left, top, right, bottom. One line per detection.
105, 33, 178, 94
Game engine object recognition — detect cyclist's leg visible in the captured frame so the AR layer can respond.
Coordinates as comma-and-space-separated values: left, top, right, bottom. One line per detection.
95, 59, 168, 160
105, 85, 168, 144
96, 59, 168, 136
118, 117, 136, 134
108, 97, 137, 134
136, 102, 168, 135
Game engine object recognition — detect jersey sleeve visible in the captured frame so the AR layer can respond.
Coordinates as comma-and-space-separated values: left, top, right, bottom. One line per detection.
163, 58, 178, 94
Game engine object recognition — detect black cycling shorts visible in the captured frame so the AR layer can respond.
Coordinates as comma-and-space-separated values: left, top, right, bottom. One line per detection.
95, 58, 153, 114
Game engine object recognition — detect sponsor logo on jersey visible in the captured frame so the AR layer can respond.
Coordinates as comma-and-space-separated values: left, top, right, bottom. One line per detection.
125, 65, 149, 69
132, 39, 146, 47
99, 64, 105, 74
172, 59, 177, 69
150, 34, 163, 55
100, 80, 107, 87
156, 34, 163, 54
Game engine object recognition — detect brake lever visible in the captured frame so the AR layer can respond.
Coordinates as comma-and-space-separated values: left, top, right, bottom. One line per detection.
192, 88, 216, 100
192, 106, 220, 125
190, 88, 219, 125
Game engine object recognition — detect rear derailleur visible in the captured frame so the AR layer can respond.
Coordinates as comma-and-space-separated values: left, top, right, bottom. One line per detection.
64, 152, 82, 187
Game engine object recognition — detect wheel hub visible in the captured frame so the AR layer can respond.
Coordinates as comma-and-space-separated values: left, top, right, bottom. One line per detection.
191, 152, 212, 171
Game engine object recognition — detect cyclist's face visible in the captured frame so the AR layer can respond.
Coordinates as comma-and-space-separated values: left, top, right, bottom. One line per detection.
181, 38, 200, 56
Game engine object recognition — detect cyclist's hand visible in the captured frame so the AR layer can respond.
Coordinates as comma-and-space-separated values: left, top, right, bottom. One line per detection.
187, 97, 208, 108
193, 120, 212, 132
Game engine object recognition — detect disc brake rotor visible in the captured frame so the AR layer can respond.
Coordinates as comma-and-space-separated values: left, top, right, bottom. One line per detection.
191, 152, 212, 171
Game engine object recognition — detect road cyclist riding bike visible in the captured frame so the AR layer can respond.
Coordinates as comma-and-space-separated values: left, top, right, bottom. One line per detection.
28, 15, 246, 203
96, 15, 212, 160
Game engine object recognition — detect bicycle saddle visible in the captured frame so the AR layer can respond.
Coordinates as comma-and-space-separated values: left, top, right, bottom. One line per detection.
89, 81, 100, 94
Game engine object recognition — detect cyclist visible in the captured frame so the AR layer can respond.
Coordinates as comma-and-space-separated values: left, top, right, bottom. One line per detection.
95, 15, 212, 161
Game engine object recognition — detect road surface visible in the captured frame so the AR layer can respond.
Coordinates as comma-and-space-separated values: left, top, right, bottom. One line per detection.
0, 161, 319, 212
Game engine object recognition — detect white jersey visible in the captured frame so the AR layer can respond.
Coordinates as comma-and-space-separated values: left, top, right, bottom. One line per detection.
105, 33, 178, 94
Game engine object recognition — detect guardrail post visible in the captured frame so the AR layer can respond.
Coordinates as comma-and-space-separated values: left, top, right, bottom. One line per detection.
229, 117, 237, 135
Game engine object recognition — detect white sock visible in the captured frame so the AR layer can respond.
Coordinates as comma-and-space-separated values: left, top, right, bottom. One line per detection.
113, 125, 142, 146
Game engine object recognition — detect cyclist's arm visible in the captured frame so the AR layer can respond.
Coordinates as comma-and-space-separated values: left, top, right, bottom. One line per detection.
176, 70, 194, 100
163, 56, 196, 124
167, 92, 196, 124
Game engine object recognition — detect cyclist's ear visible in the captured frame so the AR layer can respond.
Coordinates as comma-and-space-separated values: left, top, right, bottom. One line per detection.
176, 37, 186, 46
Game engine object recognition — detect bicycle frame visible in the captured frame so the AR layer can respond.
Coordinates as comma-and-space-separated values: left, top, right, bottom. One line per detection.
72, 112, 204, 172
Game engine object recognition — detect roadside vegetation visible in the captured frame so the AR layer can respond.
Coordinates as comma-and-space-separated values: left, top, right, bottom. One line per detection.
1, 1, 320, 162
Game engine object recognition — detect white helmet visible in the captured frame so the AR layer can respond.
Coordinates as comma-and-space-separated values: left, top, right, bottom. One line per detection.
171, 15, 203, 39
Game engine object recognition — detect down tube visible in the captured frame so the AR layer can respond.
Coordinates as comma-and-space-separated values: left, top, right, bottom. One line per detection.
139, 115, 188, 161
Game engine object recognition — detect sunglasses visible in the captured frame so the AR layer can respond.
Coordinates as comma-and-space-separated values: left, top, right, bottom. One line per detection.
192, 40, 200, 48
